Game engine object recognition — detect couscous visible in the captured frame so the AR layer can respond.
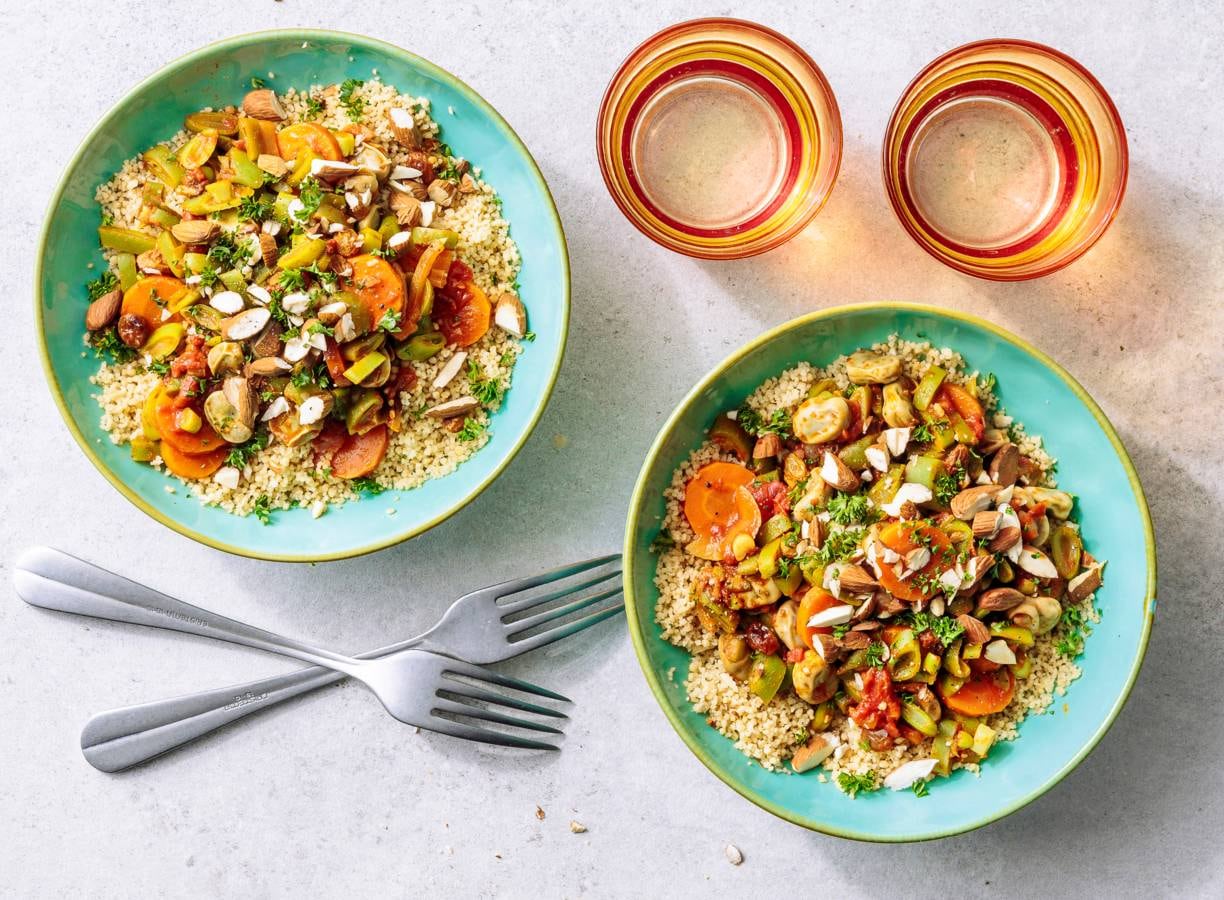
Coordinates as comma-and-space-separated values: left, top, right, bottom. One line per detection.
83, 79, 529, 521
652, 337, 1105, 796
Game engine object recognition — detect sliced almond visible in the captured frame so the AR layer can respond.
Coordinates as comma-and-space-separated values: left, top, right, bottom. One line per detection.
957, 553, 994, 595
957, 614, 991, 645
989, 442, 1020, 487
988, 525, 1021, 553
979, 428, 1009, 456
389, 178, 428, 200
976, 587, 1026, 612
242, 88, 286, 120
258, 232, 278, 268
432, 351, 468, 390
972, 510, 1001, 539
493, 291, 527, 338
459, 172, 479, 194
245, 356, 292, 377
85, 288, 122, 331
837, 564, 878, 594
1067, 565, 1103, 603
820, 451, 860, 493
389, 191, 422, 227
1017, 545, 1059, 580
171, 219, 219, 244
791, 735, 835, 773
221, 307, 271, 341
386, 107, 421, 148
950, 484, 1003, 520
256, 154, 290, 178
427, 396, 480, 419
309, 158, 361, 183
427, 178, 459, 207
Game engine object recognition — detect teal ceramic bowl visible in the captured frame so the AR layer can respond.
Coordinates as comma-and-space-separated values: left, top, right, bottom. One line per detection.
624, 303, 1155, 841
37, 30, 569, 561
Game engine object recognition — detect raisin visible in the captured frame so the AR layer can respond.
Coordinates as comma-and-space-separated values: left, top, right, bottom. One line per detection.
744, 620, 780, 655
117, 313, 150, 348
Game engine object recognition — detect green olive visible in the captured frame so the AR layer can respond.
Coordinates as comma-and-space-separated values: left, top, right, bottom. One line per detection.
345, 390, 385, 435
341, 332, 386, 363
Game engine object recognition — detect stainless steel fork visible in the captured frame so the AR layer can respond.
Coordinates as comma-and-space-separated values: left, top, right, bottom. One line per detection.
14, 547, 622, 771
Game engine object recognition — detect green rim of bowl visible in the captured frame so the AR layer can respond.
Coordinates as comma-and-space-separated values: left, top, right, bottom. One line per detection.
34, 29, 570, 562
622, 301, 1155, 841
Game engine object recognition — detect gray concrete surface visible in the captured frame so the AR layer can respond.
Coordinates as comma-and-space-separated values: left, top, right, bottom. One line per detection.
3, 1, 1221, 896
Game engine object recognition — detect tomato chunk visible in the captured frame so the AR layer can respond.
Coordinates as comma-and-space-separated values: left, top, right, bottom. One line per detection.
434, 280, 491, 347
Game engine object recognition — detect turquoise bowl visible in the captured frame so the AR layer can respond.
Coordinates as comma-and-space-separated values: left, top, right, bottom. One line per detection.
36, 30, 569, 561
624, 303, 1155, 841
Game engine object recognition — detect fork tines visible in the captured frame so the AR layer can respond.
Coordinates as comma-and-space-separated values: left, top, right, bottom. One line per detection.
428, 658, 570, 750
496, 554, 624, 651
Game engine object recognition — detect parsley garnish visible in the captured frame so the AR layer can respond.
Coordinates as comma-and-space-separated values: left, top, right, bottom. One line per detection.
522, 330, 536, 342
206, 233, 241, 270
864, 641, 886, 668
304, 96, 324, 119
250, 76, 266, 89
837, 771, 879, 797
90, 328, 137, 363
377, 308, 401, 333
338, 78, 365, 119
86, 270, 119, 301
808, 527, 864, 565
276, 268, 306, 294
737, 406, 791, 438
1056, 606, 1089, 658
146, 359, 171, 376
832, 623, 851, 639
788, 478, 810, 505
297, 177, 324, 219
225, 432, 270, 469
350, 476, 386, 495
457, 418, 486, 442
237, 194, 273, 222
912, 780, 930, 798
907, 611, 965, 647
197, 265, 221, 290
934, 468, 964, 506
911, 423, 934, 444
251, 494, 273, 524
827, 491, 874, 526
467, 359, 504, 407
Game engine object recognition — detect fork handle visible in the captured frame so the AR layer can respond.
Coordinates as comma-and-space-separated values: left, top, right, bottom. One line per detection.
80, 666, 345, 772
14, 547, 359, 675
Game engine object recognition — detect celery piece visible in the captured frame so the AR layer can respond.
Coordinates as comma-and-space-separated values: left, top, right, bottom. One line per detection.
115, 253, 139, 290
142, 145, 185, 188
904, 455, 945, 491
148, 206, 180, 230
342, 350, 388, 385
838, 434, 876, 471
748, 653, 786, 704
396, 332, 445, 361
156, 230, 185, 277
229, 148, 266, 189
409, 226, 460, 249
277, 236, 325, 269
913, 365, 947, 411
98, 226, 156, 255
130, 435, 159, 463
219, 269, 247, 293
359, 227, 383, 254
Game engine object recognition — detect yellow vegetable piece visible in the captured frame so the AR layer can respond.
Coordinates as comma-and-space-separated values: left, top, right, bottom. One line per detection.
333, 130, 356, 156
156, 230, 185, 277
287, 151, 316, 187
145, 323, 185, 360
972, 722, 996, 758
130, 435, 159, 463
359, 227, 383, 253
277, 236, 325, 269
343, 351, 388, 385
141, 386, 165, 439
175, 407, 202, 434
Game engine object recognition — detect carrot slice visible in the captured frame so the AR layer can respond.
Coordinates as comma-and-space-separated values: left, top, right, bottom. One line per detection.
797, 588, 843, 646
121, 276, 187, 327
434, 281, 492, 348
876, 521, 953, 602
332, 424, 390, 479
155, 400, 223, 455
683, 461, 761, 561
939, 667, 1015, 716
277, 122, 343, 162
938, 383, 985, 442
346, 254, 406, 332
160, 440, 228, 480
